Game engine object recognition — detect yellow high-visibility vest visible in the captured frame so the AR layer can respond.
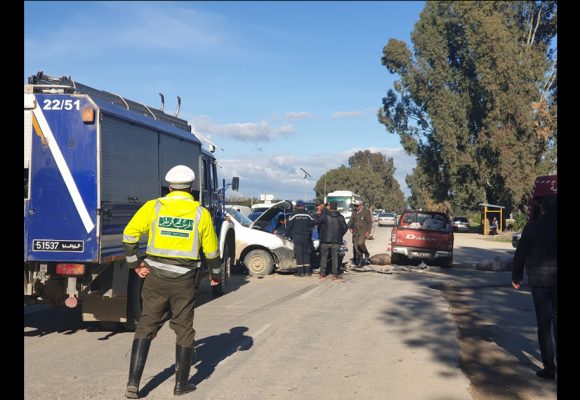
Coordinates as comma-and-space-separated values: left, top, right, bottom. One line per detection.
123, 191, 219, 261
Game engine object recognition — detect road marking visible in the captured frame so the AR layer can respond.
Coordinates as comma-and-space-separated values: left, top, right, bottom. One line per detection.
253, 323, 271, 338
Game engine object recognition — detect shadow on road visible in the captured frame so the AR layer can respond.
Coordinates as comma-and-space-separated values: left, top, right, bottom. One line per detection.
24, 273, 250, 337
138, 326, 253, 397
378, 269, 556, 400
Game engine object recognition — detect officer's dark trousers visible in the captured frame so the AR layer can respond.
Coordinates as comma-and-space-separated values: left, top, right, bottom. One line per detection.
135, 269, 202, 348
353, 233, 369, 257
293, 238, 311, 266
531, 287, 558, 371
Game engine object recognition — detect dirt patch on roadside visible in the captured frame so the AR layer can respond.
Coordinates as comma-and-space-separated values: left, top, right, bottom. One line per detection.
440, 284, 531, 400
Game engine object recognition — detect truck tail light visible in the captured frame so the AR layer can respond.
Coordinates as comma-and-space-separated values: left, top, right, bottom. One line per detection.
447, 236, 454, 251
82, 106, 95, 124
56, 263, 85, 276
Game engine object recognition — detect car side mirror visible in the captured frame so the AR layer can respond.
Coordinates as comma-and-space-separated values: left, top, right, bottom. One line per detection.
231, 177, 239, 191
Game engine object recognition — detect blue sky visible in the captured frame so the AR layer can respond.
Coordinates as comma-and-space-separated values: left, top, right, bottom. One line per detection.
25, 1, 424, 201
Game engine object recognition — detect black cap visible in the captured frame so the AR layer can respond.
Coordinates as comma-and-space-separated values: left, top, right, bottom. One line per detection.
315, 200, 322, 206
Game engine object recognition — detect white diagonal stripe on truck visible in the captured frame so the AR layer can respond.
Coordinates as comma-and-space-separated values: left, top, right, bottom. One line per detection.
32, 102, 95, 234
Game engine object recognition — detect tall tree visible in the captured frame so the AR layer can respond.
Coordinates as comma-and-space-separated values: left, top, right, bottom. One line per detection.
314, 150, 405, 211
378, 1, 557, 214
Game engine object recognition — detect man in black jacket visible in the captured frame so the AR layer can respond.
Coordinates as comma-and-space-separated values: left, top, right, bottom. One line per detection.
317, 202, 348, 279
512, 194, 557, 380
286, 200, 315, 277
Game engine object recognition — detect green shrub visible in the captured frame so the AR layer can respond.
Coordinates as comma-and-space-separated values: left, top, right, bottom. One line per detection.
512, 210, 528, 232
467, 211, 482, 231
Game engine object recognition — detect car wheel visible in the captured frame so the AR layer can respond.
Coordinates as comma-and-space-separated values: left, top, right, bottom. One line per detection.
244, 249, 274, 276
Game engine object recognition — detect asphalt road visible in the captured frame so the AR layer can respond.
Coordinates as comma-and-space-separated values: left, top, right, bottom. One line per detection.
24, 225, 557, 400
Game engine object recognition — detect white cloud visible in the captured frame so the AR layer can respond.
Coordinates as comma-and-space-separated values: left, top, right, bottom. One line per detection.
331, 110, 365, 119
219, 147, 416, 201
285, 111, 314, 120
190, 115, 295, 142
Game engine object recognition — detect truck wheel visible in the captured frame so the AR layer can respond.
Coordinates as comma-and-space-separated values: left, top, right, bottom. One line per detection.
123, 270, 143, 331
244, 249, 274, 276
212, 244, 229, 298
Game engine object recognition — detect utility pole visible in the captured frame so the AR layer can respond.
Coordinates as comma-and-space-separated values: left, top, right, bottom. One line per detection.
299, 168, 311, 201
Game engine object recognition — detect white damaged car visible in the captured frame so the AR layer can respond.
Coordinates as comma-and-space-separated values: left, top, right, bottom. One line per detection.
226, 200, 296, 276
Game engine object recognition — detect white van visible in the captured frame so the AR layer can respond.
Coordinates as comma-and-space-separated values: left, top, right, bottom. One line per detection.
251, 203, 274, 214
225, 204, 251, 217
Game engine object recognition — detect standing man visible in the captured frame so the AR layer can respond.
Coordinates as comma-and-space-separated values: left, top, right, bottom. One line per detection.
317, 201, 348, 279
313, 200, 329, 275
286, 200, 315, 277
122, 165, 221, 398
348, 199, 372, 267
512, 194, 557, 380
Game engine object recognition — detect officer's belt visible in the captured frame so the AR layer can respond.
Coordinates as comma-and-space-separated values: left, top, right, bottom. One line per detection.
144, 258, 201, 275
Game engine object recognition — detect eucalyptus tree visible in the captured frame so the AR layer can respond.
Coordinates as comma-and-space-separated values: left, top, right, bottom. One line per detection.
379, 1, 557, 213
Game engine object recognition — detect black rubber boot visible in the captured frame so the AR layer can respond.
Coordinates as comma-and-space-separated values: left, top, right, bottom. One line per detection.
295, 266, 305, 277
305, 266, 312, 276
364, 251, 370, 265
174, 345, 197, 396
125, 338, 151, 399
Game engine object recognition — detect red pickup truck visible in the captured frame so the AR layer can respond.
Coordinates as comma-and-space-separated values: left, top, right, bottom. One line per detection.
388, 210, 454, 267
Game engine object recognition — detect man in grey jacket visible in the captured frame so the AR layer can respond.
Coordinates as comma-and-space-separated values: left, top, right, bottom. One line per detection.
512, 194, 557, 380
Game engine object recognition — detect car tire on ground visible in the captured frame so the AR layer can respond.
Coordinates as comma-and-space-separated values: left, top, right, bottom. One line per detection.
244, 249, 274, 276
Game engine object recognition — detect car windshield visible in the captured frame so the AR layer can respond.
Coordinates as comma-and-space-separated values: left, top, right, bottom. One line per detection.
381, 212, 396, 218
227, 208, 253, 227
453, 217, 468, 223
251, 207, 270, 214
326, 196, 351, 212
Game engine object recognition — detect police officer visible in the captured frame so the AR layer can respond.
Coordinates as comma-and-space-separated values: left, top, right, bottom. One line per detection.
122, 165, 221, 398
348, 199, 372, 267
286, 200, 315, 277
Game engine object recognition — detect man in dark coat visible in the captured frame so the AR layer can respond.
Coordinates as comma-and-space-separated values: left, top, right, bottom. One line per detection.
316, 202, 348, 279
512, 194, 557, 380
286, 200, 315, 276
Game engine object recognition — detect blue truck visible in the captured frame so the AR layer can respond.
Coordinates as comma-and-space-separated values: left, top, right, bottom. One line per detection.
24, 72, 238, 329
